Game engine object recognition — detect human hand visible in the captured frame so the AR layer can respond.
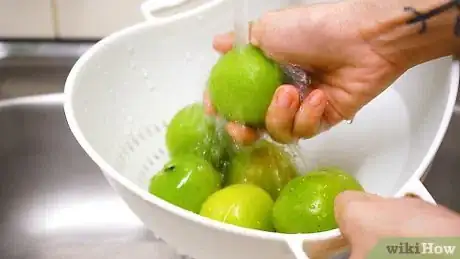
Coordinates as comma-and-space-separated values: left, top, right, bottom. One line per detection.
334, 191, 460, 258
204, 1, 406, 144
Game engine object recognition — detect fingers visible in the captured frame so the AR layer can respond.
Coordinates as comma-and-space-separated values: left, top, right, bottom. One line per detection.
334, 190, 460, 258
212, 7, 311, 65
265, 85, 301, 144
323, 103, 345, 128
208, 83, 347, 144
212, 10, 300, 63
334, 191, 381, 229
265, 87, 329, 143
249, 8, 317, 67
292, 89, 327, 139
203, 90, 216, 116
334, 191, 400, 240
213, 33, 235, 53
334, 191, 388, 259
225, 122, 259, 145
204, 90, 259, 145
212, 22, 255, 53
321, 83, 359, 127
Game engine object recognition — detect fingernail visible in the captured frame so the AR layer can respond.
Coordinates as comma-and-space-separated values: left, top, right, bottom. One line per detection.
404, 193, 422, 199
250, 22, 262, 46
307, 90, 323, 107
225, 123, 259, 146
317, 121, 331, 134
250, 38, 259, 46
275, 88, 293, 108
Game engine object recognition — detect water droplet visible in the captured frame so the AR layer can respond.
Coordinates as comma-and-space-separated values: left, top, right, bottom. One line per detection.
197, 15, 204, 21
128, 46, 135, 56
130, 62, 137, 70
185, 52, 192, 62
346, 119, 353, 124
147, 83, 155, 92
142, 68, 149, 79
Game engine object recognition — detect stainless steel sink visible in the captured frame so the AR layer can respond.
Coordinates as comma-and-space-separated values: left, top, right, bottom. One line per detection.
0, 42, 185, 259
424, 104, 460, 213
0, 98, 188, 259
0, 42, 459, 259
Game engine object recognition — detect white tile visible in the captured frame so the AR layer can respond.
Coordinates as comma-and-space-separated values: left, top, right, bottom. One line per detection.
55, 0, 145, 39
0, 0, 55, 38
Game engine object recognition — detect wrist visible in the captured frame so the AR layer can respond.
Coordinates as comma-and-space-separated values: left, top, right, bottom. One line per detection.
351, 0, 460, 70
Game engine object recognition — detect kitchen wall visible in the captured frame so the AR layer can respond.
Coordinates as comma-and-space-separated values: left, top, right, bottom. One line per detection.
0, 0, 146, 39
0, 0, 341, 40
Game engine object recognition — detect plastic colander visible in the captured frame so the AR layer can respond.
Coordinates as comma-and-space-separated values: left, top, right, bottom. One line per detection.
63, 0, 459, 258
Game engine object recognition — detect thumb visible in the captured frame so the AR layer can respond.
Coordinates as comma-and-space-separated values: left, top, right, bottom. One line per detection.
334, 191, 398, 259
334, 191, 460, 258
249, 7, 315, 68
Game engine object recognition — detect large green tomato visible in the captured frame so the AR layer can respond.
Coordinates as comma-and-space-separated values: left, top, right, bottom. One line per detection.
225, 139, 298, 199
272, 168, 364, 234
148, 155, 222, 214
208, 44, 283, 127
200, 184, 274, 231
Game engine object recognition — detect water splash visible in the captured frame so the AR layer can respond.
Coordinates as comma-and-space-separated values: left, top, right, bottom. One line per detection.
287, 143, 308, 172
232, 0, 249, 47
142, 68, 149, 79
127, 46, 135, 56
229, 0, 316, 171
184, 52, 193, 62
280, 64, 312, 101
147, 83, 155, 92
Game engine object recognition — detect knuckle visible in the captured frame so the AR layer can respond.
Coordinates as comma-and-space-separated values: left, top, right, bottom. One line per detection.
268, 132, 294, 144
294, 125, 316, 139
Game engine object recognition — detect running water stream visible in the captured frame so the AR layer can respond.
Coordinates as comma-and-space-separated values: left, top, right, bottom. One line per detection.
231, 0, 313, 171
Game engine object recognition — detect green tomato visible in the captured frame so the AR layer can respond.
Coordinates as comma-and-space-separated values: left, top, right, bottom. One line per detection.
208, 44, 283, 127
149, 155, 221, 214
165, 102, 234, 172
200, 184, 275, 231
225, 139, 298, 200
272, 168, 364, 234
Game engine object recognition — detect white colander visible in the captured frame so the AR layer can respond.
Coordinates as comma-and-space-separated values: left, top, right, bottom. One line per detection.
63, 0, 459, 258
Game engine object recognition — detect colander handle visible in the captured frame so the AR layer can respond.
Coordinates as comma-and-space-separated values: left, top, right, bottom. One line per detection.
286, 179, 435, 259
140, 0, 223, 21
396, 179, 436, 204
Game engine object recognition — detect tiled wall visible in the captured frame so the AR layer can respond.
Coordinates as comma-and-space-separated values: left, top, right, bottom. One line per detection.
0, 0, 344, 40
0, 0, 55, 39
0, 0, 145, 39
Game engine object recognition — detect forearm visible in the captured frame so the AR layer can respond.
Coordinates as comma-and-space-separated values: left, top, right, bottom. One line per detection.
351, 0, 460, 70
